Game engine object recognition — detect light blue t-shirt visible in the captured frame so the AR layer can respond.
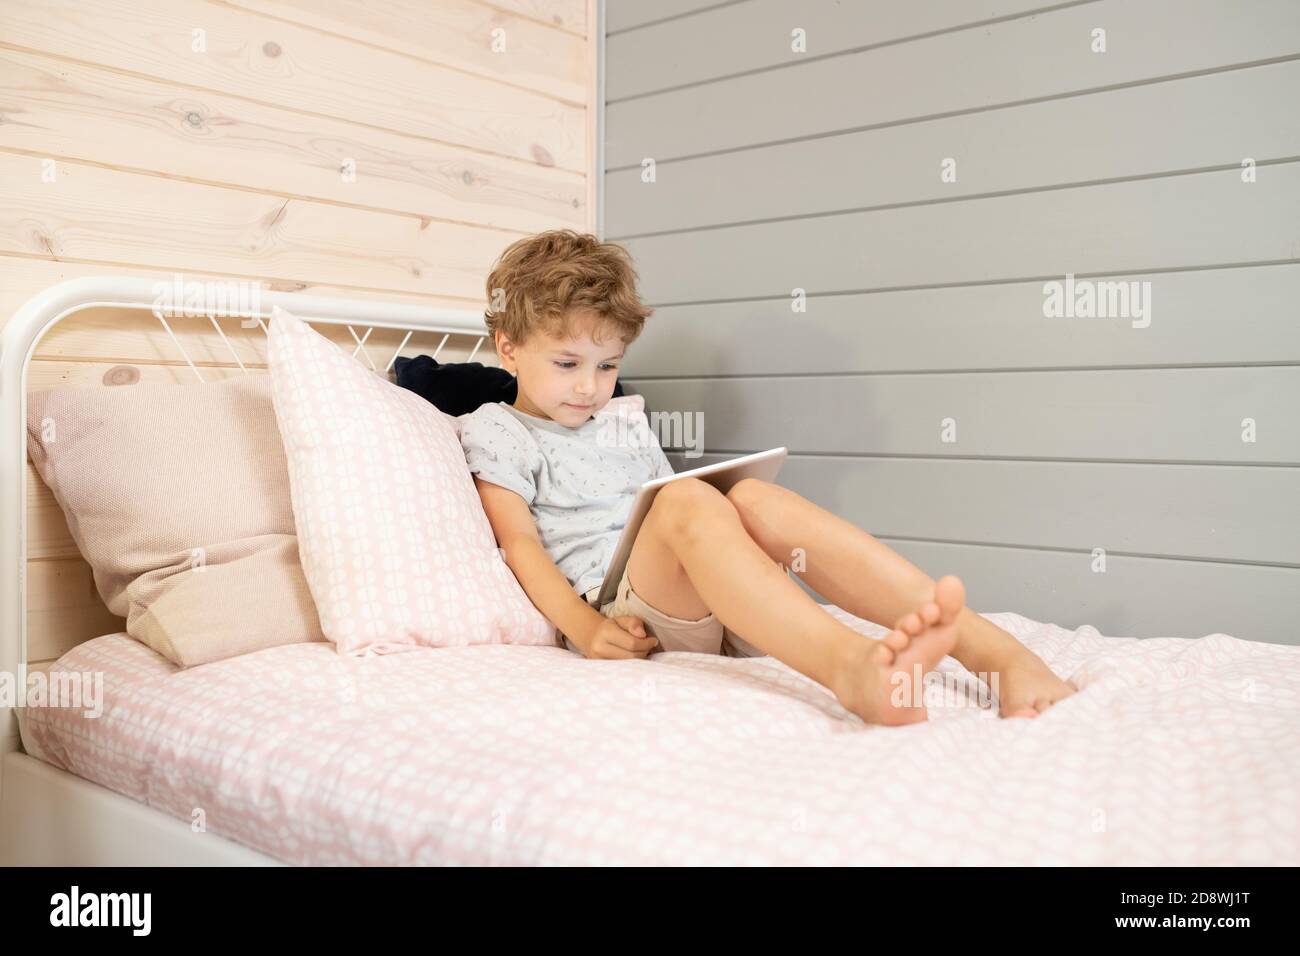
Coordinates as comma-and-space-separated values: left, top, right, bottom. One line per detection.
458, 395, 675, 601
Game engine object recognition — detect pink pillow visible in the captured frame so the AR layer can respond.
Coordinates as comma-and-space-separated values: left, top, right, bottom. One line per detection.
266, 305, 558, 654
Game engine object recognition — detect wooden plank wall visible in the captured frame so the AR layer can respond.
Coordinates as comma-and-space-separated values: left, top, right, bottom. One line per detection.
605, 0, 1300, 644
4, 0, 599, 670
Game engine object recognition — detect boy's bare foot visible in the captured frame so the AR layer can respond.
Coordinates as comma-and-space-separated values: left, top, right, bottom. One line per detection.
830, 575, 965, 726
995, 656, 1077, 718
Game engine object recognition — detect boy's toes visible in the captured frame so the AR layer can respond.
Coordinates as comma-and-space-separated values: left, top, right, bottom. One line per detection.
934, 575, 967, 620
882, 628, 909, 651
870, 641, 894, 666
918, 601, 941, 626
896, 611, 922, 636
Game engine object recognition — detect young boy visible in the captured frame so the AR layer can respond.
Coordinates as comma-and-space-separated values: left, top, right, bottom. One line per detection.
459, 229, 1075, 726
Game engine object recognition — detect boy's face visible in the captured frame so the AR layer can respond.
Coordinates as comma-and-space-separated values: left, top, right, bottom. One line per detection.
496, 311, 625, 427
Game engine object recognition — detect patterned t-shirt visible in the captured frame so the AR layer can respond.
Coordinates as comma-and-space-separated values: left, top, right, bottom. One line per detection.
458, 395, 674, 601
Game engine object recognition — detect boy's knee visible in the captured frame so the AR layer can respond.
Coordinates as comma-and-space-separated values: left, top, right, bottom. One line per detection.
724, 477, 769, 512
651, 478, 729, 539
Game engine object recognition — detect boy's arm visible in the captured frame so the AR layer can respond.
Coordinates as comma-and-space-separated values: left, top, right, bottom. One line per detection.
472, 476, 605, 651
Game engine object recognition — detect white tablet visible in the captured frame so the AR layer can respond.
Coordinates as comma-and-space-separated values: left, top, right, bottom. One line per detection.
588, 447, 788, 609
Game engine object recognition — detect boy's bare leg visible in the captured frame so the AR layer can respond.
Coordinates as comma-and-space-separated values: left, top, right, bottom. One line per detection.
627, 478, 960, 726
725, 479, 1076, 717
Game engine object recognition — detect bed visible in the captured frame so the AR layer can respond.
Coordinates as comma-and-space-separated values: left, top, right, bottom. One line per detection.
3, 278, 1299, 866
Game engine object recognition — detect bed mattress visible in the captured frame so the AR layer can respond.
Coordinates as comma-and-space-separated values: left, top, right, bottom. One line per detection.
21, 606, 1300, 865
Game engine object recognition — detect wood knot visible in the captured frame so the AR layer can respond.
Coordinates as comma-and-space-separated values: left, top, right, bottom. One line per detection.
262, 41, 282, 58
103, 365, 141, 386
264, 198, 290, 229
530, 143, 555, 167
31, 230, 59, 258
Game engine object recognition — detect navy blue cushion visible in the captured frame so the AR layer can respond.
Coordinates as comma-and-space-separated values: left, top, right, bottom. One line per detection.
392, 355, 625, 417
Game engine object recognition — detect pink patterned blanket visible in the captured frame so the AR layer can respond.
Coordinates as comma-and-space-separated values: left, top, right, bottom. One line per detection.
23, 606, 1300, 864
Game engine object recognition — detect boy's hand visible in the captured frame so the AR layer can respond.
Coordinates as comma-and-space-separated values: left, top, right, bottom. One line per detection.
579, 616, 659, 660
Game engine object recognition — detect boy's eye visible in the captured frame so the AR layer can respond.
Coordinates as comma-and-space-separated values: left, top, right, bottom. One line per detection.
554, 362, 617, 370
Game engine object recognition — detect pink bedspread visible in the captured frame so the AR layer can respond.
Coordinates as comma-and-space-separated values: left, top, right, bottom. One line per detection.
23, 607, 1300, 865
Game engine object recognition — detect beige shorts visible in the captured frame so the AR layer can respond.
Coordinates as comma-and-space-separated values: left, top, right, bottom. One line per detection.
560, 563, 764, 658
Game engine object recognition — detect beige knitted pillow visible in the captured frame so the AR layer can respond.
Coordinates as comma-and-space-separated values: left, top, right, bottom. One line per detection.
26, 374, 326, 667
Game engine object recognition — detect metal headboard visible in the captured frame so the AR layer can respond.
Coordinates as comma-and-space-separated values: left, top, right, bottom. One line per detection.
1, 276, 492, 751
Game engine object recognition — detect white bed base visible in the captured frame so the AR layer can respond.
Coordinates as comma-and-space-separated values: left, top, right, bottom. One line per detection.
0, 276, 492, 865
0, 752, 284, 865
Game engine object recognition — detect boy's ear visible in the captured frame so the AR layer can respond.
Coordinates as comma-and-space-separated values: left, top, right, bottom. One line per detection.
494, 331, 515, 370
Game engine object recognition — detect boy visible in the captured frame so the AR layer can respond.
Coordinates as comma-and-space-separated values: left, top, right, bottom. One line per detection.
459, 230, 1075, 726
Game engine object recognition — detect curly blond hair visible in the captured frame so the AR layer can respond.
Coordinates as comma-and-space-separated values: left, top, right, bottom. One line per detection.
483, 229, 653, 351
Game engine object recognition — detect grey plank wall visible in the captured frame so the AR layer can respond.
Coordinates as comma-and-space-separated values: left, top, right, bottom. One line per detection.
603, 0, 1300, 645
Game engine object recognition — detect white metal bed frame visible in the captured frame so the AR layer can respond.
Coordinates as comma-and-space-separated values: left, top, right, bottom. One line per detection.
0, 276, 493, 865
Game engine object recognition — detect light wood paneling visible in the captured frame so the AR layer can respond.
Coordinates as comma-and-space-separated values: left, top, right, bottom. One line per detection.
474, 0, 587, 35
0, 49, 586, 234
0, 0, 586, 170
8, 0, 596, 669
0, 153, 515, 298
0, 257, 484, 326
223, 0, 588, 101
26, 560, 125, 663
